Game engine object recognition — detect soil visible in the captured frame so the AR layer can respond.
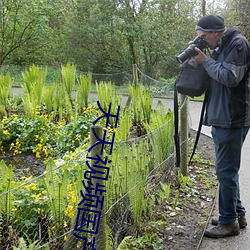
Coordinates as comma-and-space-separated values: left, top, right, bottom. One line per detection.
0, 152, 45, 180
158, 130, 217, 250
116, 130, 217, 250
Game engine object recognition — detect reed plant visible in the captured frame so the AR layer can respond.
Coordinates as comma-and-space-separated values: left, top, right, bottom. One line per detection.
114, 109, 132, 141
129, 83, 152, 132
96, 81, 122, 128
76, 72, 92, 112
43, 84, 55, 114
145, 100, 174, 164
60, 63, 76, 102
0, 161, 14, 222
52, 82, 73, 122
43, 159, 69, 235
127, 141, 150, 224
0, 73, 12, 117
107, 138, 153, 226
21, 65, 47, 118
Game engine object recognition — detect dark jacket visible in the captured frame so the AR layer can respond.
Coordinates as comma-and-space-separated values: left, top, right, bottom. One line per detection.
203, 26, 250, 128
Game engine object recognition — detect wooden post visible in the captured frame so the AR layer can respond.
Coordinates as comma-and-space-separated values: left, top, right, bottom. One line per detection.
133, 63, 138, 86
180, 94, 188, 176
125, 64, 138, 110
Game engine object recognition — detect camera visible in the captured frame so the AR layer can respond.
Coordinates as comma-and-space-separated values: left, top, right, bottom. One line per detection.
176, 36, 208, 64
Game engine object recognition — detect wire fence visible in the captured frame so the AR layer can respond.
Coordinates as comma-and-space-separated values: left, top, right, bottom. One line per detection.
0, 67, 190, 249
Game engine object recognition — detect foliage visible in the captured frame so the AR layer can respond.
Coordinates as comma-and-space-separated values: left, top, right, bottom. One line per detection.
96, 81, 122, 128
0, 110, 98, 158
117, 233, 163, 250
21, 65, 47, 118
0, 76, 177, 248
76, 72, 92, 110
61, 63, 76, 101
145, 100, 175, 164
0, 161, 14, 222
0, 0, 232, 78
129, 83, 153, 135
0, 73, 12, 117
43, 159, 69, 239
0, 0, 52, 65
12, 234, 44, 250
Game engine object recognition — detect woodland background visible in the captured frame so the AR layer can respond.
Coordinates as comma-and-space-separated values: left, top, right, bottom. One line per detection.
0, 0, 249, 81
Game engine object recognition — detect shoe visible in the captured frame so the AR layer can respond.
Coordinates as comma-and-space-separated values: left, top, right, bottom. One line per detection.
204, 222, 240, 238
211, 214, 247, 229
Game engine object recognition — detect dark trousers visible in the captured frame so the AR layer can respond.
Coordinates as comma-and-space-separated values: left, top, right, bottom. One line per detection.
211, 126, 249, 225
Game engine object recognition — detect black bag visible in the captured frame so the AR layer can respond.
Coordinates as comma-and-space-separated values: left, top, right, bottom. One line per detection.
175, 58, 208, 97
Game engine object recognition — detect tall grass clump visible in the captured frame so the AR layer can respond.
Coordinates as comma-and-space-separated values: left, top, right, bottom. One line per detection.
0, 73, 12, 117
145, 100, 174, 164
21, 65, 47, 118
60, 63, 76, 103
76, 72, 92, 112
106, 138, 153, 247
129, 83, 152, 135
96, 81, 122, 128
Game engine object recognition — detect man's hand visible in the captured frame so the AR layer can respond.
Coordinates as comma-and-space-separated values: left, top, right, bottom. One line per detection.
192, 47, 207, 64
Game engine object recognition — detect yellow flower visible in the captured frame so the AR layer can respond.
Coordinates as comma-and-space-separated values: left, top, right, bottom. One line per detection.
26, 183, 37, 191
3, 130, 9, 135
12, 207, 17, 212
10, 143, 14, 150
36, 152, 41, 159
32, 193, 42, 201
71, 195, 76, 204
64, 205, 74, 218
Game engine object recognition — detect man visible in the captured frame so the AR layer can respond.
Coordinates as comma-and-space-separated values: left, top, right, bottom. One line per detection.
192, 15, 250, 238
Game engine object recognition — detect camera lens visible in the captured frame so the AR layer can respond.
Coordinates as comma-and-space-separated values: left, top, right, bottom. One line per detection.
176, 45, 198, 63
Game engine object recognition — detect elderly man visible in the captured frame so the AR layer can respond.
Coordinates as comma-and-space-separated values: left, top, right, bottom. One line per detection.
192, 15, 250, 238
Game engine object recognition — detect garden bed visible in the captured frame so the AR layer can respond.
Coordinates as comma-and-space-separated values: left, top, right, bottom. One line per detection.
117, 130, 217, 250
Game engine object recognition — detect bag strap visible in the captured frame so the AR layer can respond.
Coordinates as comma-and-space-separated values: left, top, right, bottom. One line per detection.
174, 80, 180, 168
189, 91, 208, 164
174, 80, 208, 168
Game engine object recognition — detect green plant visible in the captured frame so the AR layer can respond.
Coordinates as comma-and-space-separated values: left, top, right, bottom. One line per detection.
117, 233, 163, 250
178, 172, 193, 189
60, 62, 76, 102
145, 100, 174, 164
43, 159, 69, 228
0, 73, 12, 117
21, 65, 47, 118
158, 182, 171, 202
115, 109, 132, 141
172, 190, 180, 210
96, 81, 122, 128
107, 139, 153, 227
76, 72, 92, 110
43, 84, 56, 114
129, 83, 153, 124
12, 177, 49, 241
0, 161, 14, 222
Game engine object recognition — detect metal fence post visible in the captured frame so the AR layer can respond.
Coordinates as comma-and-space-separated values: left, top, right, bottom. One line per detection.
180, 94, 188, 176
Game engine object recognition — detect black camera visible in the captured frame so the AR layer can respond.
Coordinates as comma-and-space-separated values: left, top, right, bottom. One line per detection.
176, 36, 208, 63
